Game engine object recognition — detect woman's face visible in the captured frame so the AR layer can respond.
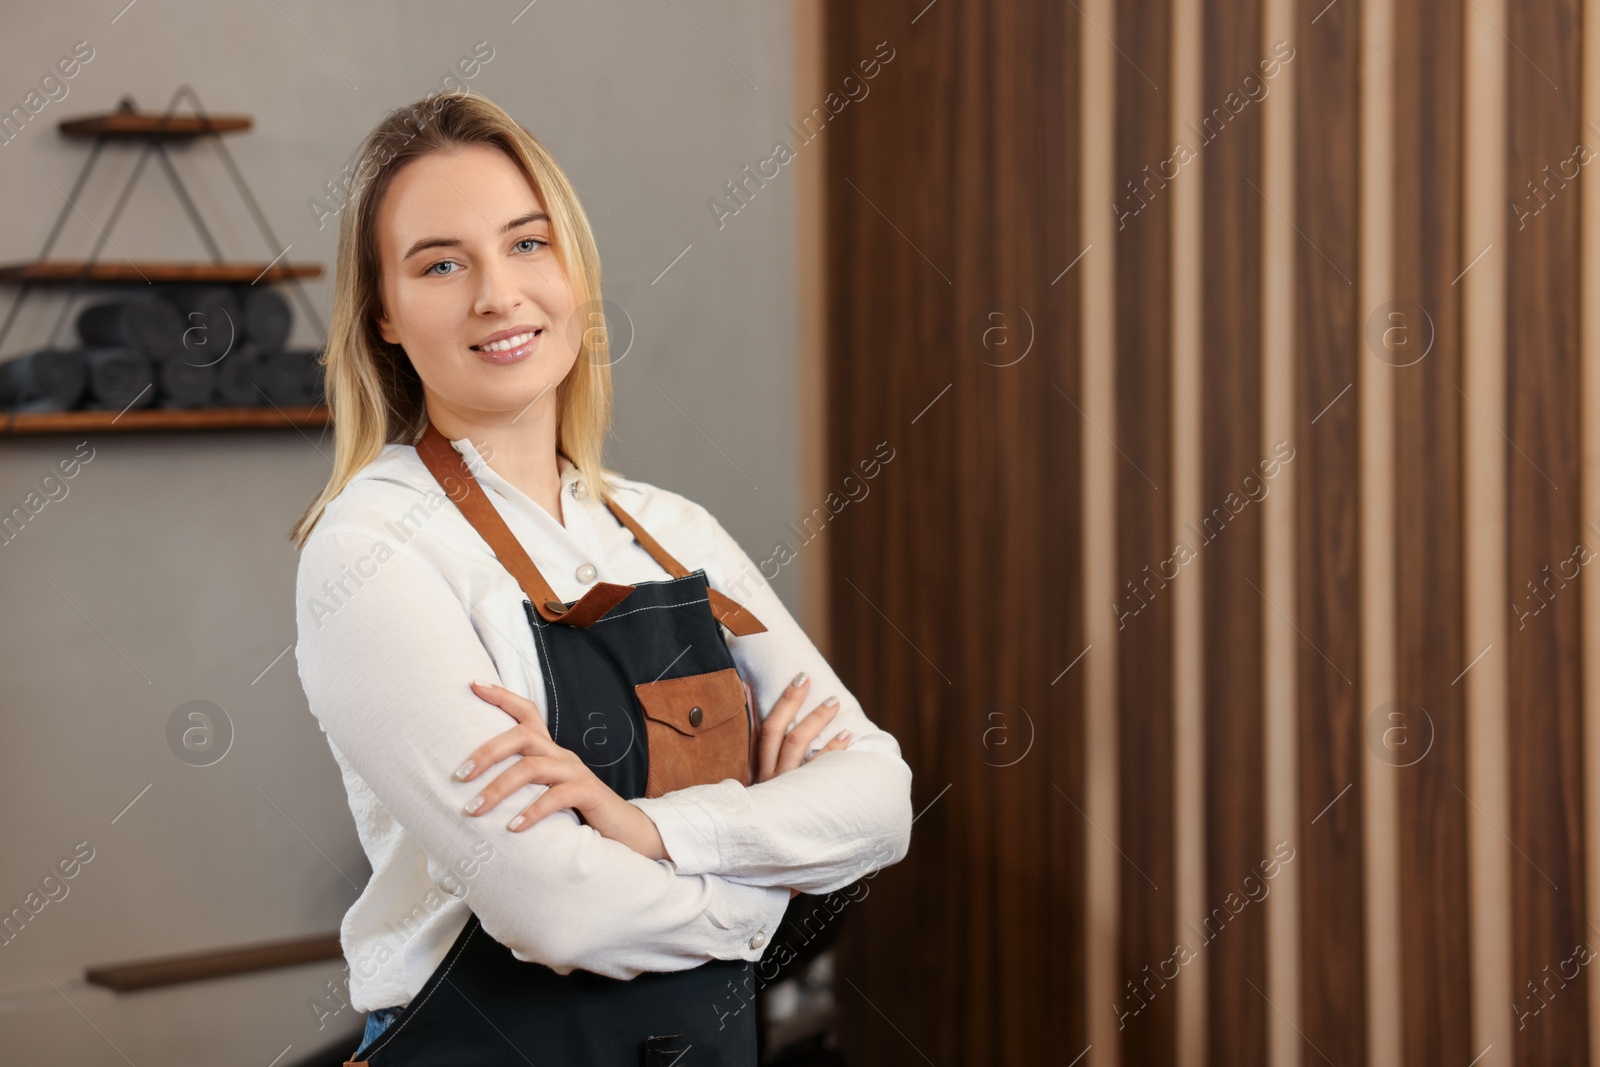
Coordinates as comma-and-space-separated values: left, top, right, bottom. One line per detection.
373, 143, 579, 424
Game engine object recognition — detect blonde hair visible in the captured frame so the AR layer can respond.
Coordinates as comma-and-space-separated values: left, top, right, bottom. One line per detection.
290, 91, 621, 549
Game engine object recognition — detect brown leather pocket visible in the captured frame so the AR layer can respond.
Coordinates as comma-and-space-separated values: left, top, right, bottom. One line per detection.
635, 667, 754, 797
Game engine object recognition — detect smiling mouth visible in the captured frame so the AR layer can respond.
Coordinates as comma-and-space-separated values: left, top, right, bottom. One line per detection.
471, 329, 542, 352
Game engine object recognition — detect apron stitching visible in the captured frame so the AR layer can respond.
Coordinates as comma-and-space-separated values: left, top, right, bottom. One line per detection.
361, 917, 483, 1060
530, 608, 562, 739
587, 596, 710, 626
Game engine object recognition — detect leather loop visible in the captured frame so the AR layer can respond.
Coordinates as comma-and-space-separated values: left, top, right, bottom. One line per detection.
546, 582, 635, 629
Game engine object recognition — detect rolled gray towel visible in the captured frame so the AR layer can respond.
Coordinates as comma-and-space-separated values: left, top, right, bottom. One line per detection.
156, 285, 240, 362
256, 346, 316, 405
238, 287, 292, 348
156, 356, 215, 408
76, 298, 184, 353
0, 348, 89, 411
84, 347, 155, 410
214, 344, 266, 407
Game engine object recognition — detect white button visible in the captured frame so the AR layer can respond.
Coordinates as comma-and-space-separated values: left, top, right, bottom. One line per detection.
748, 931, 766, 950
570, 479, 587, 500
575, 563, 597, 584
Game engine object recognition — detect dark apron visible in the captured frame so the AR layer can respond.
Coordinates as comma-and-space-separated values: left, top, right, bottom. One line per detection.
347, 422, 776, 1067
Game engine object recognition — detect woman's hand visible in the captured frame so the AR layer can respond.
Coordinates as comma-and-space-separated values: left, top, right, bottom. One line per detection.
454, 680, 669, 859
756, 672, 853, 783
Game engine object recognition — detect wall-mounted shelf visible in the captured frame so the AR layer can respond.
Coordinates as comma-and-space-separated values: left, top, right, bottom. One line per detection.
58, 112, 252, 140
0, 261, 322, 284
1, 405, 329, 435
0, 88, 328, 427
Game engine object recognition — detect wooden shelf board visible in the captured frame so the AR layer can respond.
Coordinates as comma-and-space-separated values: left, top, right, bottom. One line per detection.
1, 406, 330, 434
85, 932, 342, 993
58, 112, 253, 139
0, 261, 323, 284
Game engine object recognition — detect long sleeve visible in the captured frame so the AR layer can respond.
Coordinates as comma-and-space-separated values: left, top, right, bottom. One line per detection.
626, 508, 914, 895
294, 515, 791, 980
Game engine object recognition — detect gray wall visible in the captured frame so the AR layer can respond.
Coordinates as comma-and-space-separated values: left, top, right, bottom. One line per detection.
0, 2, 802, 1062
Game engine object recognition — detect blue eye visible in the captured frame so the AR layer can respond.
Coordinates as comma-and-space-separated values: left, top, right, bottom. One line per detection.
424, 260, 459, 276
515, 237, 547, 253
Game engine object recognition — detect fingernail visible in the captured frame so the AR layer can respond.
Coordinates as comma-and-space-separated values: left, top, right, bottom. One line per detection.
839, 730, 851, 741
823, 695, 839, 707
462, 795, 485, 815
791, 671, 809, 688
453, 760, 475, 780
473, 679, 495, 690
507, 815, 525, 831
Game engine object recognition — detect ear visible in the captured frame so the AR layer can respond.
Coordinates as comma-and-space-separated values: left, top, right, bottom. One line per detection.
375, 305, 399, 345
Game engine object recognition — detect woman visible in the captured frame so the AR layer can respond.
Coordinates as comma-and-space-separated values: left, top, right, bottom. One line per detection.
290, 92, 913, 1066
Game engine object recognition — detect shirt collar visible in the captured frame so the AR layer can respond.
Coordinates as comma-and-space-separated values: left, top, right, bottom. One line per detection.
446, 436, 586, 538
446, 437, 580, 487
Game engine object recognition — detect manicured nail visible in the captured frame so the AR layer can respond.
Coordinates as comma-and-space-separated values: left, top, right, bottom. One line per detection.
462, 795, 485, 815
453, 760, 475, 781
839, 730, 851, 741
472, 679, 495, 690
823, 695, 840, 707
507, 815, 525, 831
792, 671, 809, 688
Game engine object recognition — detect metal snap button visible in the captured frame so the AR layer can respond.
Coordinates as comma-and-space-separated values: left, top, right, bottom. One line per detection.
575, 563, 597, 583
688, 706, 703, 727
749, 930, 766, 950
570, 480, 586, 500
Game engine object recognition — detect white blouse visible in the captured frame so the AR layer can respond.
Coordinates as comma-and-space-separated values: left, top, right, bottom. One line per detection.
293, 436, 914, 1013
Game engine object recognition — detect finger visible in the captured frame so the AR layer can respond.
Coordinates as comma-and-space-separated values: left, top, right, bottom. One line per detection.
507, 781, 588, 832
776, 698, 841, 776
801, 730, 853, 767
758, 673, 813, 781
470, 680, 548, 732
452, 723, 562, 782
461, 755, 572, 816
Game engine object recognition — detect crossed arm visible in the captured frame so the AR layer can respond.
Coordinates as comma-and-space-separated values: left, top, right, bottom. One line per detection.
296, 520, 791, 980
295, 505, 913, 976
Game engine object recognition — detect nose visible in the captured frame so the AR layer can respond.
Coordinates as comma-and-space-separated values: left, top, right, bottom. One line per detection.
471, 249, 524, 317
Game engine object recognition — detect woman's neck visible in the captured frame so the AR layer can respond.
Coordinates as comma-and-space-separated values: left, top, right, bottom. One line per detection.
424, 400, 566, 528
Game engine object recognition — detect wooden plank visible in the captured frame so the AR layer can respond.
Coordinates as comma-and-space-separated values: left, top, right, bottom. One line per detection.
85, 933, 341, 992
1199, 0, 1268, 1059
822, 1, 1085, 1063
988, 0, 1085, 1060
58, 111, 252, 139
1294, 0, 1367, 1060
0, 406, 329, 435
1504, 0, 1588, 1060
1392, 0, 1473, 1058
1112, 0, 1176, 1061
0, 261, 322, 284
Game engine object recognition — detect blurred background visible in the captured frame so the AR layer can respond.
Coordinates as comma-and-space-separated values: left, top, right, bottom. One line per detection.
0, 0, 1594, 1065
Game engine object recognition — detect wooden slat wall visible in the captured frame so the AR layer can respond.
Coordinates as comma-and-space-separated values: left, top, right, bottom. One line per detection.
1505, 0, 1588, 1062
1199, 0, 1268, 1059
821, 2, 1084, 1064
1294, 0, 1368, 1060
819, 0, 1597, 1063
1394, 0, 1473, 1059
1113, 0, 1177, 1062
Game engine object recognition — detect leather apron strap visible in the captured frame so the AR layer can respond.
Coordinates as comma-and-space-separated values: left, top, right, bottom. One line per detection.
414, 421, 766, 636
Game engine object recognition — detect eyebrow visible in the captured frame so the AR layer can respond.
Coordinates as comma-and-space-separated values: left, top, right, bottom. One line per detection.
402, 212, 550, 261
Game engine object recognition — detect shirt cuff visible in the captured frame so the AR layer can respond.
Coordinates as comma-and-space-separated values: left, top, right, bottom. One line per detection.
629, 794, 725, 876
706, 877, 792, 961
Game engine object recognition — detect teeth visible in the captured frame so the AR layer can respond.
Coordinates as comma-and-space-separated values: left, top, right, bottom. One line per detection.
477, 330, 538, 352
